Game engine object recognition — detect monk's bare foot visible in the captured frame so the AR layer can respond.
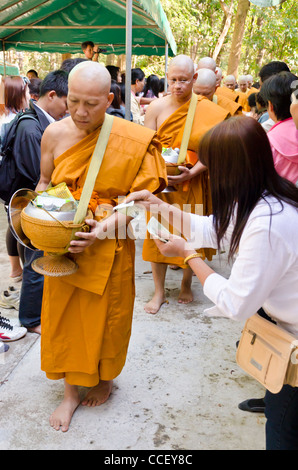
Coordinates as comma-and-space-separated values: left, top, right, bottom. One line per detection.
144, 293, 167, 314
81, 380, 113, 407
49, 384, 80, 432
28, 324, 41, 335
178, 284, 193, 304
169, 265, 181, 270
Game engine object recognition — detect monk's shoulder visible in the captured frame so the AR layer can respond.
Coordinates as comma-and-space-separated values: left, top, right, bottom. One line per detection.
196, 96, 229, 120
43, 116, 70, 140
217, 94, 240, 109
147, 95, 171, 114
111, 115, 156, 144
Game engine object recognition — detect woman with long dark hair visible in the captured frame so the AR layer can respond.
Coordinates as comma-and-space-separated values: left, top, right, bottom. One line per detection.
143, 74, 160, 99
123, 115, 298, 450
106, 79, 126, 119
0, 75, 30, 127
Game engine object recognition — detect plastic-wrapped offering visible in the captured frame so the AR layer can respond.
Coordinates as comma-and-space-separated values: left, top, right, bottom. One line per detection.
33, 194, 78, 212
161, 147, 180, 164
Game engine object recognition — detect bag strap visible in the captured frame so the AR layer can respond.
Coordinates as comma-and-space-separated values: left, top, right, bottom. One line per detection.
63, 113, 114, 253
1, 111, 38, 154
177, 93, 198, 165
73, 113, 114, 225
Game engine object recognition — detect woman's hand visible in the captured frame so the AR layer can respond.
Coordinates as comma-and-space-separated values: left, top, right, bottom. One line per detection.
154, 234, 196, 259
68, 219, 102, 253
124, 190, 162, 212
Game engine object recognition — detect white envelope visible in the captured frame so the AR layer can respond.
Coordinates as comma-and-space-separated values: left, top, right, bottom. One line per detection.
147, 217, 171, 243
113, 200, 143, 218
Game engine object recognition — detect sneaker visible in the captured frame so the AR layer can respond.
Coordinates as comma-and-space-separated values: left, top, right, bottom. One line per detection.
0, 316, 27, 342
8, 285, 21, 293
9, 274, 23, 283
0, 290, 20, 310
0, 312, 21, 327
0, 341, 9, 353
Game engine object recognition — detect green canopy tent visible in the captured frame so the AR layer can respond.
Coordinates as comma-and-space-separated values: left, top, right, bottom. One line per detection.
0, 61, 19, 76
0, 0, 177, 117
0, 0, 176, 56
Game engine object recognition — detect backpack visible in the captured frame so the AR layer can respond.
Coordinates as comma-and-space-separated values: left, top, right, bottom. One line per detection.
0, 110, 39, 205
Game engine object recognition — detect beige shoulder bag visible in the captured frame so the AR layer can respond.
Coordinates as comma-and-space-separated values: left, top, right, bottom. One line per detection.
236, 313, 298, 393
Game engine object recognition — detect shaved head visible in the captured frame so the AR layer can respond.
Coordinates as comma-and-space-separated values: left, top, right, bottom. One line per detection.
67, 61, 114, 132
246, 74, 254, 88
224, 74, 236, 84
215, 67, 223, 86
197, 57, 217, 72
195, 68, 217, 87
167, 55, 197, 102
69, 61, 111, 95
238, 75, 248, 83
193, 69, 217, 100
168, 54, 195, 75
238, 75, 248, 92
224, 74, 236, 90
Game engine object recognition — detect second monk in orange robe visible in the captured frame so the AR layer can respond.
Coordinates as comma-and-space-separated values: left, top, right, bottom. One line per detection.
142, 55, 229, 315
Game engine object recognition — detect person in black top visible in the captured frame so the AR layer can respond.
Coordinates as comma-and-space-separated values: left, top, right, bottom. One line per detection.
13, 70, 68, 335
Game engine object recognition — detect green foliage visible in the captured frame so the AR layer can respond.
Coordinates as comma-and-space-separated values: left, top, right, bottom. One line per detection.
159, 0, 297, 77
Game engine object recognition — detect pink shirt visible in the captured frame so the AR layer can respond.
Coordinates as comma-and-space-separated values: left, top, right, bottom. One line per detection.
268, 118, 298, 185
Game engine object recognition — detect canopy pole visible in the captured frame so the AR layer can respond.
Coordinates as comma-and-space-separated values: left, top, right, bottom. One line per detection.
2, 41, 6, 77
125, 0, 132, 120
164, 40, 168, 93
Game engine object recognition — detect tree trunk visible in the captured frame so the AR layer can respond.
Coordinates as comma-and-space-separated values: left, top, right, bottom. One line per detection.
227, 0, 250, 77
242, 14, 255, 73
255, 17, 265, 68
212, 0, 234, 62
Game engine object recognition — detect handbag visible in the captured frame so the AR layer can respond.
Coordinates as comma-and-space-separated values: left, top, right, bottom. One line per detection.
236, 313, 298, 393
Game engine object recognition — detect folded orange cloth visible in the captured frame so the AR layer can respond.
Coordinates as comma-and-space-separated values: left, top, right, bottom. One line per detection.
69, 187, 116, 216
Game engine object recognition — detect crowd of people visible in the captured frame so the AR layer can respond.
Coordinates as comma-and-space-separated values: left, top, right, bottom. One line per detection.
0, 49, 297, 449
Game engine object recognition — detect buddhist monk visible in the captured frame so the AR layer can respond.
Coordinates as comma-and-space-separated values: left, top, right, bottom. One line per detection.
142, 55, 229, 314
217, 74, 239, 103
246, 73, 259, 93
36, 61, 167, 432
193, 68, 217, 101
215, 66, 223, 87
194, 68, 242, 116
196, 56, 217, 73
236, 75, 251, 112
196, 58, 238, 103
223, 74, 237, 91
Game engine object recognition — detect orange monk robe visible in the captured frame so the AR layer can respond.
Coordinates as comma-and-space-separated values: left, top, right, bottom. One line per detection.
40, 116, 167, 388
236, 88, 258, 113
142, 95, 229, 267
215, 86, 239, 103
212, 94, 243, 116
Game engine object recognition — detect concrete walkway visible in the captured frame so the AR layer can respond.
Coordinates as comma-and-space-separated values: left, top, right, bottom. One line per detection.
0, 204, 266, 450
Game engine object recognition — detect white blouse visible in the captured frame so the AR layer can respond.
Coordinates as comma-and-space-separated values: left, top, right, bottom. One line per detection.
188, 197, 298, 336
